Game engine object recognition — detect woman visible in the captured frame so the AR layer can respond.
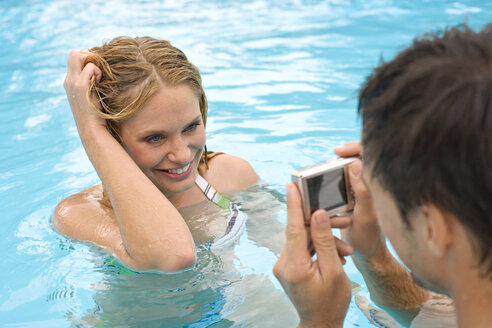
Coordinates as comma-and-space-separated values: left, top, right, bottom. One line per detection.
52, 36, 258, 273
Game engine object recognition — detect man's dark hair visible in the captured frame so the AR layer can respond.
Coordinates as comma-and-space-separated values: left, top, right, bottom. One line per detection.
358, 24, 492, 277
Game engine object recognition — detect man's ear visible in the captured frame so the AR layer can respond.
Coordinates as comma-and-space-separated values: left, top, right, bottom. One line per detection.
420, 204, 454, 258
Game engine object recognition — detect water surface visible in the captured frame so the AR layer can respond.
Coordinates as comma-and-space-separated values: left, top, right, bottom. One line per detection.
1, 1, 490, 327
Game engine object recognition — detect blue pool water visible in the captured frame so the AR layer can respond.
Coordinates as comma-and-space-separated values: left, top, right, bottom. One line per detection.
1, 1, 490, 327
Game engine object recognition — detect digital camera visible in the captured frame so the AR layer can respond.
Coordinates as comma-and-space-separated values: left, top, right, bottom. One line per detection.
291, 157, 358, 223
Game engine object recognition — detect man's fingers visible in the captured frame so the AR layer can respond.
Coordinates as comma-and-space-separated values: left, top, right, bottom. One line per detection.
310, 210, 342, 272
273, 183, 312, 283
313, 235, 352, 260
285, 183, 310, 259
329, 215, 352, 229
334, 141, 362, 158
339, 255, 347, 265
348, 161, 373, 207
273, 251, 285, 279
335, 237, 353, 257
340, 226, 348, 241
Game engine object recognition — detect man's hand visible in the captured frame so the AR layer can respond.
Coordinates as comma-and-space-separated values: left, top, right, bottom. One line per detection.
334, 142, 387, 261
273, 183, 352, 328
334, 141, 430, 318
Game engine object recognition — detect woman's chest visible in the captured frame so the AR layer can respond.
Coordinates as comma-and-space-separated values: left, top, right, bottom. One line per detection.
179, 200, 228, 245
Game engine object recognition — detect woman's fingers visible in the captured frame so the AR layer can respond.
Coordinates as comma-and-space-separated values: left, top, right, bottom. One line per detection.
66, 50, 98, 81
65, 50, 101, 96
65, 50, 93, 92
66, 50, 86, 75
80, 62, 102, 85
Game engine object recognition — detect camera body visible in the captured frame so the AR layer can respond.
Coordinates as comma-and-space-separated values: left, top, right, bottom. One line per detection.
291, 157, 358, 223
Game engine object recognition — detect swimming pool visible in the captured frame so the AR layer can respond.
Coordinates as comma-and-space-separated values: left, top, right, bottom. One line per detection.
1, 0, 490, 327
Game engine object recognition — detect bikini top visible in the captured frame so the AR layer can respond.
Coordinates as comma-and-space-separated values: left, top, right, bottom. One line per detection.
103, 175, 247, 274
195, 174, 248, 249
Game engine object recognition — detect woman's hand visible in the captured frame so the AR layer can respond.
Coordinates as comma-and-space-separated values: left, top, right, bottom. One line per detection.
64, 50, 106, 133
334, 141, 387, 261
273, 183, 352, 328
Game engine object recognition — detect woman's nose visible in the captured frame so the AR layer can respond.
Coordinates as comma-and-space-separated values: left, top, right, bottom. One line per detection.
167, 137, 191, 163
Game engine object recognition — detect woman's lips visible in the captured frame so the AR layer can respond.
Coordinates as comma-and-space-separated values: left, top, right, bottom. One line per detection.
156, 162, 193, 179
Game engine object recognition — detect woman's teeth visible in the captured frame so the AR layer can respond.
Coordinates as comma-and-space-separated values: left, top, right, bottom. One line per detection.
166, 163, 190, 174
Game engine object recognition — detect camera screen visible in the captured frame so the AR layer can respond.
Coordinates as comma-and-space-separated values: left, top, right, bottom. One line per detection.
306, 167, 347, 214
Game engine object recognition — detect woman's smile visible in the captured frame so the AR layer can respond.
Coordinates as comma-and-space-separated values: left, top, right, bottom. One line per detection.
156, 162, 194, 180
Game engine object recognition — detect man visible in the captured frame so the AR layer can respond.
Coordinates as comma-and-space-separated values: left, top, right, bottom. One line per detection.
274, 24, 492, 328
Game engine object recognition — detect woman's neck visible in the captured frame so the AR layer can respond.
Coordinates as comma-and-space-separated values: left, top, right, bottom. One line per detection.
164, 184, 205, 209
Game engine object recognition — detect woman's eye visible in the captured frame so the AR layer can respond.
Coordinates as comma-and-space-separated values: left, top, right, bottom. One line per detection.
147, 135, 162, 143
184, 123, 199, 132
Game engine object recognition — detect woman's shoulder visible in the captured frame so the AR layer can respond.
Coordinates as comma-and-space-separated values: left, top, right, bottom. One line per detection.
51, 184, 113, 238
200, 152, 258, 193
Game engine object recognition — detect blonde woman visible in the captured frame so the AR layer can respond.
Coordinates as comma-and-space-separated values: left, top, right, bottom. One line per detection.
52, 37, 258, 273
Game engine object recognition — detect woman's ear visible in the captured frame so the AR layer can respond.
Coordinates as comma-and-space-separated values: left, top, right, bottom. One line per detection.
420, 204, 454, 258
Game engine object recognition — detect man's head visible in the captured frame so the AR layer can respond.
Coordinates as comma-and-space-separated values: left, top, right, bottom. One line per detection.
358, 24, 492, 289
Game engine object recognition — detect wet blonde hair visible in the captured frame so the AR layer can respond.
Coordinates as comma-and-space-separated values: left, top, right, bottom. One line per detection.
83, 36, 210, 165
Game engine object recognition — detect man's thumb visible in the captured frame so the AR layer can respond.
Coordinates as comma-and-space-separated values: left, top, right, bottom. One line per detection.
311, 210, 340, 270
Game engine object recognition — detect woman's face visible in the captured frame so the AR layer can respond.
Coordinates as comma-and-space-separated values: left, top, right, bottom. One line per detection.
119, 84, 206, 197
